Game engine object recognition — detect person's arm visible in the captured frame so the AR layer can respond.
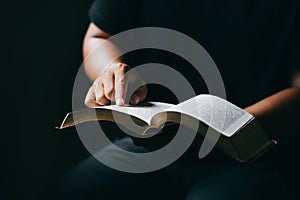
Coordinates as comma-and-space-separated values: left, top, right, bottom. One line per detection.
83, 23, 147, 107
244, 71, 300, 140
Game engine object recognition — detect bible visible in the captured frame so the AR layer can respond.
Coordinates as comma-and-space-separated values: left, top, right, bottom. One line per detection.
58, 94, 276, 162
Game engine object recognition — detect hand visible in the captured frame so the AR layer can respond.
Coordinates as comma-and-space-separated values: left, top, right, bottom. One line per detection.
85, 63, 147, 107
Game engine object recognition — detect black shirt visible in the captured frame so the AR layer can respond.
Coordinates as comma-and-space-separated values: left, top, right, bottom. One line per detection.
89, 0, 300, 107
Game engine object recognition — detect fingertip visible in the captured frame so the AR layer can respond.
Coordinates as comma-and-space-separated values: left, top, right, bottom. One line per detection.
116, 98, 124, 106
95, 98, 110, 106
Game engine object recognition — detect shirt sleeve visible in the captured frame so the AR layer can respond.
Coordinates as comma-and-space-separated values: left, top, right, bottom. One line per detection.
288, 5, 300, 72
289, 48, 300, 72
89, 0, 131, 35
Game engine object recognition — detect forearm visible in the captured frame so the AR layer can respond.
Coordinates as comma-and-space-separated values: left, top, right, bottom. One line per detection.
83, 23, 122, 81
83, 23, 147, 106
245, 87, 300, 140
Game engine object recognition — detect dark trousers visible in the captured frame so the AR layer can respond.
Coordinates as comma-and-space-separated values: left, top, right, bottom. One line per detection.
41, 124, 297, 200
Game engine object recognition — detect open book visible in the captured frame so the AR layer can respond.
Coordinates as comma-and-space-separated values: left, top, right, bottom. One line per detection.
59, 94, 276, 162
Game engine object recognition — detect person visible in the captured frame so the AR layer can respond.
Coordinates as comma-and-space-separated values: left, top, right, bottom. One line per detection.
43, 0, 300, 199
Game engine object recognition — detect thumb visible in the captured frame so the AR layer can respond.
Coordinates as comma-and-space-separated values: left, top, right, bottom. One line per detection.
130, 85, 148, 105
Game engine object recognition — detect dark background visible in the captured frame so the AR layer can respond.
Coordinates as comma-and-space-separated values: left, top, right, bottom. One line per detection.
3, 1, 299, 199
4, 0, 94, 199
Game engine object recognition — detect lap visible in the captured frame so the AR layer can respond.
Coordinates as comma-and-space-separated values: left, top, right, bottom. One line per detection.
185, 164, 283, 200
41, 136, 289, 200
41, 137, 183, 199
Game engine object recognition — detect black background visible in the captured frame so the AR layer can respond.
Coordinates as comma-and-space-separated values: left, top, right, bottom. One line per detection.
3, 0, 94, 199
2, 1, 299, 199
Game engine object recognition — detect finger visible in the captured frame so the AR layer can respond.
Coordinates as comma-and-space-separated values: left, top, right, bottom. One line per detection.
94, 82, 110, 105
94, 78, 103, 100
97, 98, 110, 105
102, 74, 115, 101
114, 63, 129, 105
130, 85, 148, 105
85, 86, 98, 107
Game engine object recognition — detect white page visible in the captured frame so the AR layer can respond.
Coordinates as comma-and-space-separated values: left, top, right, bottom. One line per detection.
166, 95, 253, 137
96, 102, 174, 124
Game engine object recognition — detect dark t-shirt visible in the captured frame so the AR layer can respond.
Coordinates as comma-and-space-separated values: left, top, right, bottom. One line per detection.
89, 0, 299, 107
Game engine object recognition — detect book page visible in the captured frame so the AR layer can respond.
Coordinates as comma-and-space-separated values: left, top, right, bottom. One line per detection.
165, 95, 253, 137
97, 102, 174, 124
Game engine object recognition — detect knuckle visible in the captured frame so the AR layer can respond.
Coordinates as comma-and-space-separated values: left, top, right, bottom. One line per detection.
94, 90, 102, 99
101, 68, 112, 77
106, 67, 114, 74
118, 77, 126, 84
106, 84, 114, 93
117, 63, 129, 73
95, 92, 104, 102
93, 78, 101, 88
